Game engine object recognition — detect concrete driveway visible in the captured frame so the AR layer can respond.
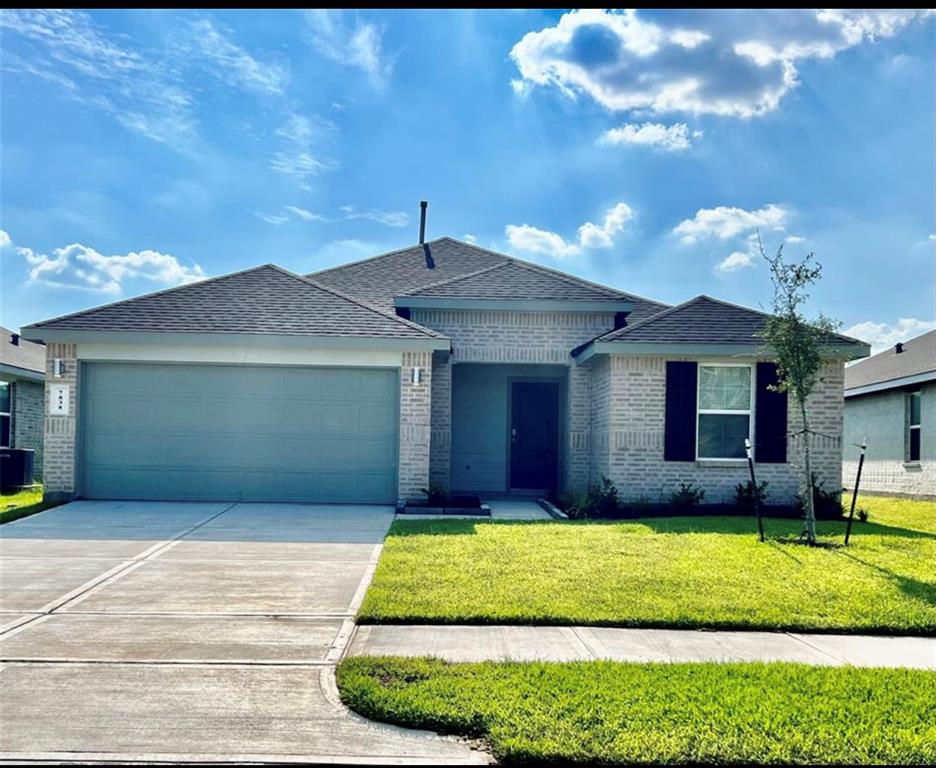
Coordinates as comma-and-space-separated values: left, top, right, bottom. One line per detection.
0, 501, 487, 764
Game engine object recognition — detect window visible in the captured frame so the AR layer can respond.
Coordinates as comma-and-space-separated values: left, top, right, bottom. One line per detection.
697, 364, 752, 460
907, 390, 921, 463
0, 382, 10, 448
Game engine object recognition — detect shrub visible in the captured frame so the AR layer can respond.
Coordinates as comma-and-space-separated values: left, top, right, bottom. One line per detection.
419, 484, 450, 506
857, 507, 869, 523
795, 477, 844, 521
669, 482, 705, 511
558, 477, 628, 519
734, 480, 769, 515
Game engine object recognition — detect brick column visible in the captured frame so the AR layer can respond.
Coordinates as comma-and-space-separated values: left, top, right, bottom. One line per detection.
399, 351, 432, 501
43, 343, 79, 501
429, 353, 452, 491
565, 363, 591, 493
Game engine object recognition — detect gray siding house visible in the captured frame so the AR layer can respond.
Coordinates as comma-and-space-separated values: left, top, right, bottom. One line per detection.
843, 330, 935, 499
0, 326, 45, 480
22, 234, 867, 505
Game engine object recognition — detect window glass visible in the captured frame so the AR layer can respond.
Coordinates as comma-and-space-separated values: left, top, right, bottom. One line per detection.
699, 365, 751, 410
0, 382, 9, 415
698, 413, 749, 460
909, 391, 921, 426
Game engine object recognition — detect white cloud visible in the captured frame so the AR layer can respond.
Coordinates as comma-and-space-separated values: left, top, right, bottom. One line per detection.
463, 233, 477, 243
716, 251, 755, 272
843, 318, 936, 354
506, 201, 634, 259
785, 235, 806, 244
285, 206, 324, 222
600, 122, 699, 151
255, 211, 290, 226
0, 230, 11, 248
270, 112, 334, 188
510, 9, 931, 118
305, 10, 393, 87
674, 204, 788, 244
12, 234, 204, 294
0, 9, 198, 147
929, 233, 936, 241
340, 206, 409, 228
506, 224, 581, 260
188, 18, 287, 97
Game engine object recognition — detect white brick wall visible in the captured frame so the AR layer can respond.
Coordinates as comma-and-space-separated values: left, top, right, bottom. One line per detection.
593, 355, 845, 505
12, 379, 44, 480
41, 343, 79, 500
399, 350, 433, 500
412, 309, 614, 492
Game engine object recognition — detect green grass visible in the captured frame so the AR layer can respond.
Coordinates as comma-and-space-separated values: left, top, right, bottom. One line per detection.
338, 657, 936, 765
0, 485, 59, 525
359, 495, 936, 635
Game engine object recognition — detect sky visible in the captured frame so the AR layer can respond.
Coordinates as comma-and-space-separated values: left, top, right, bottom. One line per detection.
1, 8, 934, 352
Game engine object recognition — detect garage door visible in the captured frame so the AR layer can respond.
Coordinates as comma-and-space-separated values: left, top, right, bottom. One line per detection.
80, 363, 399, 503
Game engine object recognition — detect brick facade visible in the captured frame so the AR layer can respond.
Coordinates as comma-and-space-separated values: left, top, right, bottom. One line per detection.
590, 356, 845, 505
429, 352, 452, 490
41, 343, 79, 500
398, 350, 433, 500
12, 379, 44, 480
412, 309, 615, 493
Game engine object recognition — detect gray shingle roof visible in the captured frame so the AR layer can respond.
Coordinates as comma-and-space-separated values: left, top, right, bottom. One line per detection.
0, 326, 45, 375
594, 295, 862, 347
24, 265, 445, 340
400, 261, 624, 301
310, 236, 667, 320
844, 329, 936, 392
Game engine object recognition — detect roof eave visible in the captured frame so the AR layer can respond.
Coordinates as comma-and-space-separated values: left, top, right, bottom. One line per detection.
573, 340, 870, 364
845, 369, 936, 398
0, 363, 44, 382
20, 328, 450, 352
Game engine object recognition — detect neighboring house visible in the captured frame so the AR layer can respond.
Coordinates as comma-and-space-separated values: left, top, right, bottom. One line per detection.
843, 330, 935, 499
0, 326, 45, 480
22, 228, 868, 505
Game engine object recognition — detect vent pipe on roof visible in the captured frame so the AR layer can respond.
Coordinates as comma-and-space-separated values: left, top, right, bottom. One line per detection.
418, 200, 428, 244
895, 342, 904, 354
10, 333, 19, 346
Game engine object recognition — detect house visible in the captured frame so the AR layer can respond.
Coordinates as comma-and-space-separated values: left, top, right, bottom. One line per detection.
0, 326, 45, 480
22, 215, 868, 505
843, 329, 935, 499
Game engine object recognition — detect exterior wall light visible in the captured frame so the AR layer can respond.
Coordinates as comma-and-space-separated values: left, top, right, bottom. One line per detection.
411, 366, 422, 386
52, 358, 65, 378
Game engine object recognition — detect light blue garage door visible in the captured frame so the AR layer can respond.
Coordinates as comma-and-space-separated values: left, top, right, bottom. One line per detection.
80, 363, 399, 503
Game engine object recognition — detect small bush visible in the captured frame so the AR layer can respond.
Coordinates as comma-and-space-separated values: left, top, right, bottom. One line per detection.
734, 480, 769, 515
857, 507, 869, 523
669, 482, 705, 511
419, 484, 450, 506
795, 477, 844, 520
558, 477, 630, 519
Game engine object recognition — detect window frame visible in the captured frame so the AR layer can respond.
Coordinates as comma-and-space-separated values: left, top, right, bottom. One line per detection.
695, 362, 755, 462
906, 389, 922, 463
0, 381, 11, 448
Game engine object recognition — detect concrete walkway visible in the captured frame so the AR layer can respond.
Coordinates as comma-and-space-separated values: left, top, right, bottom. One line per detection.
348, 624, 936, 670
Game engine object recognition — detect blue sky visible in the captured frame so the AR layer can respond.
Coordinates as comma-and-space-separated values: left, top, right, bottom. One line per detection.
1, 9, 933, 351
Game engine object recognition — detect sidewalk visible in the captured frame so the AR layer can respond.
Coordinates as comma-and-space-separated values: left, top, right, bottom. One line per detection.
347, 624, 936, 669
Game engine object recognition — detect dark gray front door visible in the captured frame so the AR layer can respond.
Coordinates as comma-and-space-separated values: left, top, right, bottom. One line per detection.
80, 363, 399, 503
509, 381, 560, 491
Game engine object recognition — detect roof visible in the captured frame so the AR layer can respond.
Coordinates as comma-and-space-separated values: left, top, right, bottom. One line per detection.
399, 260, 624, 301
0, 326, 45, 377
575, 295, 867, 356
23, 265, 445, 341
310, 236, 667, 321
844, 329, 936, 395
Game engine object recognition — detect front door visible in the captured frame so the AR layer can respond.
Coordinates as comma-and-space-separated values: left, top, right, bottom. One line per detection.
509, 381, 560, 491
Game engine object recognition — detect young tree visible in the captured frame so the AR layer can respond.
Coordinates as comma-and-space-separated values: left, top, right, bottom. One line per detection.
759, 236, 840, 545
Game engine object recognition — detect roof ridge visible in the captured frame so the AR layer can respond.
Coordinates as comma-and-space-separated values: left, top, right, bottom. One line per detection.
306, 236, 460, 278
24, 263, 270, 330
397, 261, 511, 296
266, 264, 447, 340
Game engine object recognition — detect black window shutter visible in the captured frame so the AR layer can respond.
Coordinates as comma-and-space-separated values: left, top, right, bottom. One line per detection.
664, 361, 697, 461
755, 362, 787, 463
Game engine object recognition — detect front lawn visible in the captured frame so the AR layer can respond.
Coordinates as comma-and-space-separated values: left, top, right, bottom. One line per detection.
338, 657, 936, 765
0, 486, 58, 525
358, 495, 936, 634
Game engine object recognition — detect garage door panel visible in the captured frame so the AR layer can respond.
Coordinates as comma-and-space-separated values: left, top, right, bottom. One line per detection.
81, 363, 399, 503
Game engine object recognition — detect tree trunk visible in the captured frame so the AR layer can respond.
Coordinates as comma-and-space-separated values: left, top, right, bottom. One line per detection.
800, 398, 817, 545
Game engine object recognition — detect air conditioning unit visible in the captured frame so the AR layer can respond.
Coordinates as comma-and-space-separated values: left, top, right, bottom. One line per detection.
0, 448, 35, 491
